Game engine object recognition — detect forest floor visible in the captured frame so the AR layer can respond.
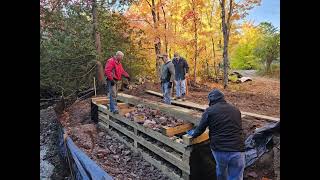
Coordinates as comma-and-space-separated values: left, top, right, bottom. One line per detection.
40, 75, 279, 180
124, 76, 280, 117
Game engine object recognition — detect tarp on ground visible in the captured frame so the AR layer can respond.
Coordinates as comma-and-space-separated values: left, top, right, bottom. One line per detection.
245, 121, 280, 167
58, 123, 113, 180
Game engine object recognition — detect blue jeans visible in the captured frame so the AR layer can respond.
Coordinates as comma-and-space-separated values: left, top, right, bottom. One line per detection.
212, 151, 245, 180
161, 82, 171, 104
175, 79, 186, 97
107, 80, 118, 112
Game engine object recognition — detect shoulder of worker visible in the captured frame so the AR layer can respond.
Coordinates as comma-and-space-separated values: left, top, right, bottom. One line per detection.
168, 61, 175, 68
106, 57, 116, 64
203, 105, 214, 115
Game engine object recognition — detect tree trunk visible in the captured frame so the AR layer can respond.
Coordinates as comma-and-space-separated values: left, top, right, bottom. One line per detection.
206, 59, 210, 77
266, 58, 272, 73
95, 61, 106, 95
92, 0, 105, 94
162, 6, 168, 53
92, 0, 102, 60
212, 38, 218, 78
220, 0, 233, 89
151, 0, 162, 78
192, 0, 198, 83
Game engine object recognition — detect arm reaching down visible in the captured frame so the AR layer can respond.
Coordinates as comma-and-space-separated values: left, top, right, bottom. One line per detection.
192, 110, 209, 138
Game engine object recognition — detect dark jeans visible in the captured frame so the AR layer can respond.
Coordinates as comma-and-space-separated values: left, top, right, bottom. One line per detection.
212, 151, 245, 180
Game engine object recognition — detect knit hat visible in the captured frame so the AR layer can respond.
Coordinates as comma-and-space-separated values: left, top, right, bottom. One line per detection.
208, 89, 225, 103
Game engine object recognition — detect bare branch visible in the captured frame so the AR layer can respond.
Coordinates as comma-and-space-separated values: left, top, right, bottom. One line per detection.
226, 0, 233, 37
145, 0, 152, 7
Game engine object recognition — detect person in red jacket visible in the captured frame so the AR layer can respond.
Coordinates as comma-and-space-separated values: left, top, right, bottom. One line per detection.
104, 51, 130, 113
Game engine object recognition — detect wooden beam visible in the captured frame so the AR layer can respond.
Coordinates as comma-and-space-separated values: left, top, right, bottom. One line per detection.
161, 123, 193, 137
145, 90, 280, 122
241, 112, 280, 122
92, 96, 109, 105
98, 122, 186, 180
97, 105, 189, 155
182, 129, 209, 145
99, 114, 190, 174
117, 93, 203, 126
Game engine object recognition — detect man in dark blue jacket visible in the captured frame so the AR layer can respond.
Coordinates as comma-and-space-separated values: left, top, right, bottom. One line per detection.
172, 52, 189, 101
189, 89, 245, 180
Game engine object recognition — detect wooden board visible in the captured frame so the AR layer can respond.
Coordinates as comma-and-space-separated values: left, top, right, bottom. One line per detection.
117, 93, 202, 126
145, 90, 280, 122
97, 105, 190, 155
92, 96, 109, 105
119, 106, 135, 116
182, 129, 209, 145
99, 121, 184, 180
99, 115, 190, 174
161, 123, 193, 137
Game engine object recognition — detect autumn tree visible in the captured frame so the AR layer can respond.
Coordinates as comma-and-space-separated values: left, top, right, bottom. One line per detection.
255, 22, 280, 73
40, 0, 142, 98
231, 22, 262, 70
219, 0, 260, 88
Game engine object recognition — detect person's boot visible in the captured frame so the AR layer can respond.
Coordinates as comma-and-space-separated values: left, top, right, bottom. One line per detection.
113, 109, 119, 114
181, 93, 186, 101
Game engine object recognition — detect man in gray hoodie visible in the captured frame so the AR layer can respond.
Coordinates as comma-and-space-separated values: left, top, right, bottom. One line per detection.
159, 54, 175, 104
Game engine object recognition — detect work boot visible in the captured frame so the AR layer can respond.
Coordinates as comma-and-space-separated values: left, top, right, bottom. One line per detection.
173, 96, 180, 100
181, 93, 186, 101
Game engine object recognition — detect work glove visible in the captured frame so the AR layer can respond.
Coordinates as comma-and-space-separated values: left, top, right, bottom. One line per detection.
110, 80, 115, 86
187, 129, 195, 137
168, 82, 173, 88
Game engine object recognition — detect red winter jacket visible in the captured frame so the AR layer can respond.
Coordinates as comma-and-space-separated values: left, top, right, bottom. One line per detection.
104, 57, 129, 81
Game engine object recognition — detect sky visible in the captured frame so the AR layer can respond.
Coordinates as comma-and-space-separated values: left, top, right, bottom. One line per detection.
244, 0, 280, 29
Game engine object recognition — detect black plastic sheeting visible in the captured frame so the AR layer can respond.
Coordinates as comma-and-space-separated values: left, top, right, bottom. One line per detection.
245, 121, 280, 167
58, 122, 113, 180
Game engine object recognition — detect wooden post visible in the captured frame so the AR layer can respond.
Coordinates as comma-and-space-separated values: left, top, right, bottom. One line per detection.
93, 77, 97, 97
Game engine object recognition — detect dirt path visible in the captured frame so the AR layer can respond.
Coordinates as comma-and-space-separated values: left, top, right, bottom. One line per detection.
125, 77, 279, 117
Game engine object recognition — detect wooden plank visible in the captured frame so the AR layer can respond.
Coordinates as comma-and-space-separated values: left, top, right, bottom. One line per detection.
145, 90, 280, 122
92, 99, 109, 105
137, 137, 190, 174
145, 90, 207, 110
98, 122, 137, 153
99, 112, 190, 174
161, 123, 193, 137
182, 129, 209, 145
139, 150, 185, 180
98, 107, 189, 155
117, 93, 202, 126
99, 122, 185, 180
241, 111, 279, 122
106, 116, 136, 138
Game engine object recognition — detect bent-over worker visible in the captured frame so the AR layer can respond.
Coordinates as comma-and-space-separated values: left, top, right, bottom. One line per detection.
189, 89, 245, 180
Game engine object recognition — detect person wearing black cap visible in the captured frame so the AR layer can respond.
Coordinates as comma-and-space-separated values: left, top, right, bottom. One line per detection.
188, 89, 245, 180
